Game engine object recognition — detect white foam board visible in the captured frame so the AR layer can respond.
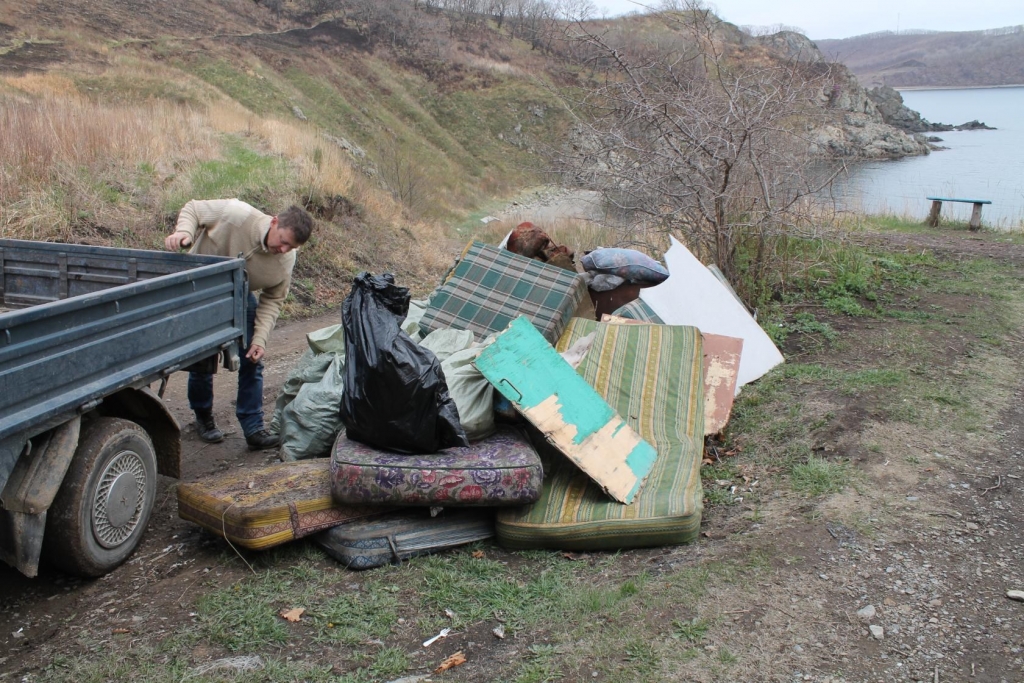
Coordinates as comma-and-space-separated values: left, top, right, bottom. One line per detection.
640, 236, 783, 389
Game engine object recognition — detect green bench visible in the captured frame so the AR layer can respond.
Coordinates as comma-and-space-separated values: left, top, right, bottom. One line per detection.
926, 196, 992, 231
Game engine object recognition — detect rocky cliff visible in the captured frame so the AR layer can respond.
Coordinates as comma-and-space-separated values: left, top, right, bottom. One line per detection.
761, 32, 933, 158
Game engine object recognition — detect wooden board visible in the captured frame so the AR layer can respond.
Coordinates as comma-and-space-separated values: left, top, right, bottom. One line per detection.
701, 333, 742, 435
475, 316, 658, 505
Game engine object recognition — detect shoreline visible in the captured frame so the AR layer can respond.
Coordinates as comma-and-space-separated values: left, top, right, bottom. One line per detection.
895, 84, 1024, 91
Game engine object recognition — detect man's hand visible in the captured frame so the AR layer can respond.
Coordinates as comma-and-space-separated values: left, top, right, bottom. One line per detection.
164, 231, 193, 251
246, 344, 266, 363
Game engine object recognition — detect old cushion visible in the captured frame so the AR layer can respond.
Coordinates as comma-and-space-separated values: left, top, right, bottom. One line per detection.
330, 427, 542, 507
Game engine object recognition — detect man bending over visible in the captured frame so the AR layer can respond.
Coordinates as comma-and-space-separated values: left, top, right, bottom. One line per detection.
165, 199, 314, 450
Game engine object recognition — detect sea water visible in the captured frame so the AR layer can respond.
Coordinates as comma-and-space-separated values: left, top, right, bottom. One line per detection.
830, 86, 1024, 228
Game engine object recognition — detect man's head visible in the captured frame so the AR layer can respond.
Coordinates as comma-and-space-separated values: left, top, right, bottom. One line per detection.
266, 205, 314, 254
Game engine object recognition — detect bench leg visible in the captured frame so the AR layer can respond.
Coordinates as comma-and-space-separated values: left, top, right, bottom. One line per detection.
925, 200, 942, 227
970, 203, 983, 231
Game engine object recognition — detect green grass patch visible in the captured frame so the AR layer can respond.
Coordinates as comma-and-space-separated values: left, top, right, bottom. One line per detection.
514, 644, 565, 683
311, 580, 401, 645
184, 58, 291, 116
790, 456, 851, 497
169, 136, 292, 212
194, 574, 291, 651
844, 368, 904, 393
417, 552, 585, 631
672, 617, 711, 643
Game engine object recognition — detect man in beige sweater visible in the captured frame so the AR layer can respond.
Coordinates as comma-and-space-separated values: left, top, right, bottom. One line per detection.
165, 199, 314, 450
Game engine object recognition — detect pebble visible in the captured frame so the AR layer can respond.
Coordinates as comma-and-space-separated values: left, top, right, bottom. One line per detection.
857, 605, 877, 621
1007, 590, 1024, 602
869, 625, 885, 640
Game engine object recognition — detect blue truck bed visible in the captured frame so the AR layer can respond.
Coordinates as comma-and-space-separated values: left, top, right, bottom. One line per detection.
0, 239, 247, 493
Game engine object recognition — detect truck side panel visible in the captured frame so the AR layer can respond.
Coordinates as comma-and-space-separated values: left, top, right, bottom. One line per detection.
0, 240, 246, 491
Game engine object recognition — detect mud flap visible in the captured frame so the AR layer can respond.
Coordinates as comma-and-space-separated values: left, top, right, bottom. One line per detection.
0, 417, 81, 577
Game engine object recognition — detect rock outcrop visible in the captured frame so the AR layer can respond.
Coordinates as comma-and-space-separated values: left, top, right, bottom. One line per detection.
760, 32, 933, 159
866, 86, 996, 133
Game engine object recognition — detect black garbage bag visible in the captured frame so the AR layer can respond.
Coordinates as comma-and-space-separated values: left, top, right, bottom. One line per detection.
339, 272, 469, 453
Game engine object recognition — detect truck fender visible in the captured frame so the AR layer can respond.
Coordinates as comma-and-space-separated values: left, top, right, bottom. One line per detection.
100, 386, 181, 479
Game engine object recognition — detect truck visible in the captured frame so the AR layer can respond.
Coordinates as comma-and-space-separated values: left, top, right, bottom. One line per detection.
0, 238, 247, 578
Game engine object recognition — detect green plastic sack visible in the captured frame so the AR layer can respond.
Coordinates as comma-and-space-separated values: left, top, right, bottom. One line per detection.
268, 349, 334, 436
419, 328, 495, 441
270, 324, 348, 460
279, 354, 347, 461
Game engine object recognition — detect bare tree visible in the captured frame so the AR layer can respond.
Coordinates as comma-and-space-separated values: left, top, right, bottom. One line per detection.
440, 0, 483, 37
489, 0, 512, 29
304, 0, 341, 17
347, 0, 426, 49
373, 134, 430, 215
739, 23, 808, 38
554, 3, 840, 301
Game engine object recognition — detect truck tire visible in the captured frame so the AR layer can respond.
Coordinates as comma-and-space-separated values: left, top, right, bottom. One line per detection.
43, 417, 158, 577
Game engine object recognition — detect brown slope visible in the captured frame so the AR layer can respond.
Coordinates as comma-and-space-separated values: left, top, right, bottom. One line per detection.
816, 28, 1024, 88
0, 0, 285, 40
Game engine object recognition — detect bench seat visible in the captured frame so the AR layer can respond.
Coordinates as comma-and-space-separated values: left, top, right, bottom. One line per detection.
925, 197, 991, 231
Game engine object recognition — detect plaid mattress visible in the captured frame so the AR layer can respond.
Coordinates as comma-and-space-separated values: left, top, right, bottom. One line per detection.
496, 319, 705, 550
420, 241, 587, 343
611, 298, 665, 323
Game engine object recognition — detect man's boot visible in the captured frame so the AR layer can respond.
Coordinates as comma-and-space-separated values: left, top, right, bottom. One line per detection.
195, 411, 224, 443
245, 429, 280, 451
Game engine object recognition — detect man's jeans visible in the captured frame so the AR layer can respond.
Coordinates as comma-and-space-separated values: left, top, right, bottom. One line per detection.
188, 293, 264, 436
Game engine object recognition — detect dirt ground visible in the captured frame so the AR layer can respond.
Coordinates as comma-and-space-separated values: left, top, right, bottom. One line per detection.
2, 231, 1024, 683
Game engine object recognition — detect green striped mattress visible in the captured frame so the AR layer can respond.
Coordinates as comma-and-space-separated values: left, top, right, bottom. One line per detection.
496, 319, 705, 550
611, 298, 664, 323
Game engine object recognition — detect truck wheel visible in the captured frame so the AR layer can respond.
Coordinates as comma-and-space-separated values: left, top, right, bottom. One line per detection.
44, 417, 158, 577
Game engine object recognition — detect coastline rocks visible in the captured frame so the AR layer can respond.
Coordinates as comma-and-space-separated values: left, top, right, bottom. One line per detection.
955, 119, 996, 131
867, 86, 997, 132
868, 86, 949, 132
758, 31, 822, 62
823, 75, 932, 157
809, 114, 931, 158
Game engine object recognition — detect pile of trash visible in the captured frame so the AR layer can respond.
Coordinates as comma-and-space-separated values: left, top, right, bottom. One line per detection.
177, 223, 784, 569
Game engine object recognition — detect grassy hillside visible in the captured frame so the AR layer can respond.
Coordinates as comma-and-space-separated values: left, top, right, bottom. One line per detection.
817, 26, 1024, 88
0, 0, 574, 305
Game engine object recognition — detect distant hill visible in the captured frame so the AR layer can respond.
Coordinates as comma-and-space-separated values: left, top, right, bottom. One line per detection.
816, 26, 1024, 88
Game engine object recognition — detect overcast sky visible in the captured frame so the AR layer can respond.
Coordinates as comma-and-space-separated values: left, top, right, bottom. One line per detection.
590, 0, 1023, 40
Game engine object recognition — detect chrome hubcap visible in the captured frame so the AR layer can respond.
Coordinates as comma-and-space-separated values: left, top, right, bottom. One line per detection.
92, 449, 147, 548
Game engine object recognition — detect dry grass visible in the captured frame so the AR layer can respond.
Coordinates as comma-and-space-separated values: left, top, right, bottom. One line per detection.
0, 73, 219, 240
464, 55, 523, 76
0, 70, 455, 307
